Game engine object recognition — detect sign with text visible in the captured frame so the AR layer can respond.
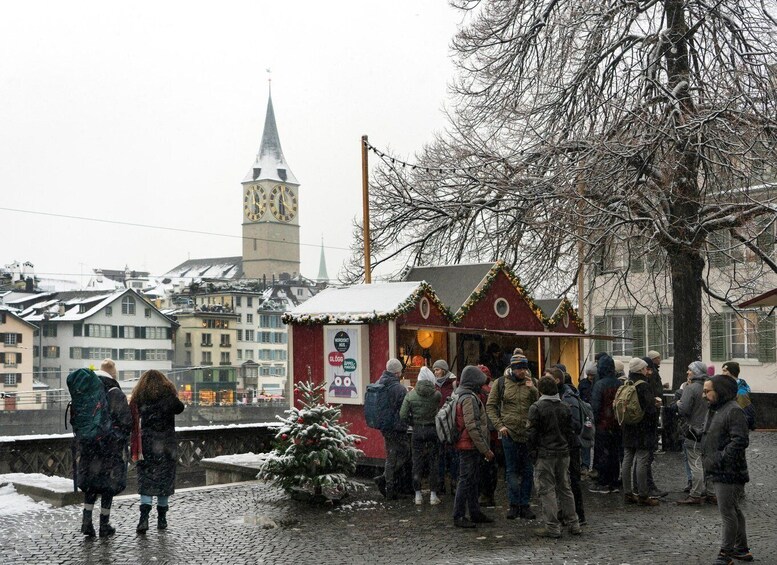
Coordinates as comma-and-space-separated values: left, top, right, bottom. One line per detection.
323, 325, 369, 405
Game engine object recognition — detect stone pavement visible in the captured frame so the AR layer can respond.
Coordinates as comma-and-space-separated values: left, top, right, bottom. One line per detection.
1, 433, 775, 565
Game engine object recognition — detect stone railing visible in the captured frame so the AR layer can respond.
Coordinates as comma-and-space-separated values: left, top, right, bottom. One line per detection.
0, 423, 280, 489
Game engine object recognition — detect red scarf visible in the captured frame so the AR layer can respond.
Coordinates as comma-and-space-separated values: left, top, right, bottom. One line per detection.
130, 402, 143, 462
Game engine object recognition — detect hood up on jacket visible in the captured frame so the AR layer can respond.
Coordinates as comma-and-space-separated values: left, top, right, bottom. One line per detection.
456, 365, 486, 394
710, 374, 738, 408
597, 354, 616, 382
415, 367, 437, 397
418, 366, 436, 385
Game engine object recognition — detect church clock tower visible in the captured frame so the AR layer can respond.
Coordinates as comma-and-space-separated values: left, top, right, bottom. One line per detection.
241, 90, 300, 280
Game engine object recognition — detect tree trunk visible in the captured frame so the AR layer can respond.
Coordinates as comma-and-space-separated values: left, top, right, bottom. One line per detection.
669, 249, 704, 390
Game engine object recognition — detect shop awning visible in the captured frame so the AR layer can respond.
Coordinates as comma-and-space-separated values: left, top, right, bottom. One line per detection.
738, 288, 777, 308
399, 323, 621, 341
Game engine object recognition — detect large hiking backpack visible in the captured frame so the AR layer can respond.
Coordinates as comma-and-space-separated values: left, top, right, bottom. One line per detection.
435, 391, 476, 444
364, 382, 392, 430
613, 380, 646, 426
66, 368, 112, 441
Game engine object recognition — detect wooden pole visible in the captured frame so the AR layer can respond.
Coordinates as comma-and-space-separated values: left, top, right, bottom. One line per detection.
361, 135, 372, 283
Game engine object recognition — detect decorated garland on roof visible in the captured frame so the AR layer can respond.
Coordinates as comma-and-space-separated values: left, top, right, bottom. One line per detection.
282, 282, 453, 326
545, 297, 586, 333
453, 260, 546, 324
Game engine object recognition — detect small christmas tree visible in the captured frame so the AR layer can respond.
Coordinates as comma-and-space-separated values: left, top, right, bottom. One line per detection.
257, 380, 364, 502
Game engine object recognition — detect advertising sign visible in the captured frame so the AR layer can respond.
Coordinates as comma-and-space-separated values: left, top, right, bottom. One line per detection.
323, 325, 369, 405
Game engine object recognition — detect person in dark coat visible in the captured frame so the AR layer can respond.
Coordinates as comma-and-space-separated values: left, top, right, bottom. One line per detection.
702, 376, 752, 565
75, 367, 132, 537
374, 358, 409, 500
589, 354, 621, 493
130, 369, 185, 533
621, 358, 660, 506
639, 356, 668, 498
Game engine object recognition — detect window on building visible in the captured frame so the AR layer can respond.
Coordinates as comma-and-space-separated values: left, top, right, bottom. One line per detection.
220, 334, 230, 347
593, 312, 646, 358
3, 333, 18, 346
2, 352, 19, 367
70, 347, 83, 359
88, 348, 113, 360
236, 296, 242, 307
145, 327, 167, 339
43, 346, 60, 359
237, 349, 243, 361
203, 369, 213, 382
145, 349, 171, 361
123, 326, 136, 339
236, 330, 243, 341
202, 351, 212, 365
202, 333, 212, 346
220, 352, 230, 365
246, 313, 254, 324
244, 350, 254, 360
297, 288, 303, 296
145, 308, 152, 318
185, 332, 192, 346
259, 331, 271, 343
121, 349, 136, 360
247, 297, 253, 307
273, 332, 287, 344
105, 306, 112, 317
88, 324, 113, 338
185, 351, 192, 365
710, 312, 775, 363
646, 314, 675, 359
259, 314, 282, 328
42, 324, 57, 337
245, 330, 255, 342
4, 373, 20, 386
219, 369, 230, 382
73, 323, 83, 337
121, 296, 136, 315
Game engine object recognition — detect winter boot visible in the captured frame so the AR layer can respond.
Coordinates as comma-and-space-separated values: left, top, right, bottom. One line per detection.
81, 509, 96, 538
98, 513, 115, 538
137, 503, 152, 534
157, 505, 168, 530
429, 492, 441, 505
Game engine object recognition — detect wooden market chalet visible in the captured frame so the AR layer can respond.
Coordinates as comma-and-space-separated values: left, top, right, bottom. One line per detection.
283, 261, 592, 462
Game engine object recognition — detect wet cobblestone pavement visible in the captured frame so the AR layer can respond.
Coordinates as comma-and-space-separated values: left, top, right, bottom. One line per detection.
1, 432, 775, 565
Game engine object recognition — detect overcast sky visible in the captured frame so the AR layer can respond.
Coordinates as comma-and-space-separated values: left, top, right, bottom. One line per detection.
0, 1, 462, 284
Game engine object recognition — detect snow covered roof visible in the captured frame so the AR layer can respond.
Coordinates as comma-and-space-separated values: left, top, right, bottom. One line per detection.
403, 263, 494, 313
0, 306, 38, 329
242, 92, 298, 185
164, 257, 243, 281
284, 281, 436, 324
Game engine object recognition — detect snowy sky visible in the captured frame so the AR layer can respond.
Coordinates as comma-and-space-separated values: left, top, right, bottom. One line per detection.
0, 1, 462, 284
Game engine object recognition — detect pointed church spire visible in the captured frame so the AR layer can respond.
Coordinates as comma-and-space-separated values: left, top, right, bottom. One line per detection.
317, 236, 329, 282
243, 83, 298, 185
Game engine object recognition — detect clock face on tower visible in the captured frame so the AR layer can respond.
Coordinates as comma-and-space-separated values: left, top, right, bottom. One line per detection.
243, 185, 266, 221
269, 184, 298, 222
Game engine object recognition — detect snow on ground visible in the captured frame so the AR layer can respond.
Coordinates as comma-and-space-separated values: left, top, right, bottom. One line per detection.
0, 473, 74, 493
0, 484, 51, 516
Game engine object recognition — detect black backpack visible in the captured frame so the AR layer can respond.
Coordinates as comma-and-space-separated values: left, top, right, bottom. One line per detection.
364, 382, 392, 430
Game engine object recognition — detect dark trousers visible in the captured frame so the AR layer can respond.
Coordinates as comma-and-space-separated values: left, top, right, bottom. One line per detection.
383, 431, 410, 497
478, 437, 499, 499
568, 447, 584, 520
411, 426, 440, 492
501, 435, 534, 507
453, 449, 481, 520
714, 482, 748, 553
593, 429, 621, 488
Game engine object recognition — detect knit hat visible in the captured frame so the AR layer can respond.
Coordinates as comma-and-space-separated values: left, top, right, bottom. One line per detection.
710, 374, 738, 407
554, 363, 567, 373
688, 361, 708, 379
628, 358, 647, 374
647, 350, 661, 361
386, 358, 403, 375
707, 365, 715, 377
513, 348, 524, 356
510, 354, 529, 368
432, 359, 449, 372
477, 364, 492, 380
722, 361, 740, 377
584, 362, 597, 376
417, 366, 436, 384
614, 360, 625, 375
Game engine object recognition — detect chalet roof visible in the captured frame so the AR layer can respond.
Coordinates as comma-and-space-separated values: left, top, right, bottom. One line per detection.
285, 282, 433, 324
0, 306, 38, 330
738, 288, 777, 308
535, 299, 563, 318
403, 263, 494, 314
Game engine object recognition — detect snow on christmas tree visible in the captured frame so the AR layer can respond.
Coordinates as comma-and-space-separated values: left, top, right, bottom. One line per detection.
257, 380, 364, 502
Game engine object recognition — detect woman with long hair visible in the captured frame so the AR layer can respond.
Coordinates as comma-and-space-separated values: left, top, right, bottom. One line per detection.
130, 370, 184, 533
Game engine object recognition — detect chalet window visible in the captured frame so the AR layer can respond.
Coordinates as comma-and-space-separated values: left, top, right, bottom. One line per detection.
710, 312, 775, 362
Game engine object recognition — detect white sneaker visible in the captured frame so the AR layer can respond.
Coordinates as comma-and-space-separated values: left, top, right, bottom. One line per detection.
429, 492, 441, 505
415, 492, 423, 505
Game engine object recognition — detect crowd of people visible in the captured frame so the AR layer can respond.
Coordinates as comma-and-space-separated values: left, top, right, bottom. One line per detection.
71, 360, 184, 538
374, 349, 754, 565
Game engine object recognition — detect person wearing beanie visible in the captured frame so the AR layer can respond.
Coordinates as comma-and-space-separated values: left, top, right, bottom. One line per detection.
476, 365, 499, 508
374, 358, 409, 500
400, 366, 442, 506
676, 361, 712, 505
640, 357, 668, 499
452, 366, 494, 528
432, 359, 459, 495
589, 354, 622, 494
486, 354, 539, 519
722, 361, 756, 430
702, 376, 752, 564
621, 359, 660, 507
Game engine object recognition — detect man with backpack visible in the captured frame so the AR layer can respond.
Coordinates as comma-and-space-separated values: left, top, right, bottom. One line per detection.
452, 365, 494, 528
589, 354, 622, 494
721, 361, 757, 431
68, 366, 132, 537
373, 358, 409, 500
433, 359, 458, 494
486, 355, 539, 520
619, 358, 660, 507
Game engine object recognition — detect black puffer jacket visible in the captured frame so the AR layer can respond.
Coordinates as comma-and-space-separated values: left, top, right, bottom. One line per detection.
527, 394, 575, 459
136, 393, 185, 496
701, 376, 749, 484
621, 372, 658, 450
377, 371, 408, 433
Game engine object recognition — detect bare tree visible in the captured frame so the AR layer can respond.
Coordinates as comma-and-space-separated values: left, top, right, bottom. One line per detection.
346, 0, 777, 388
